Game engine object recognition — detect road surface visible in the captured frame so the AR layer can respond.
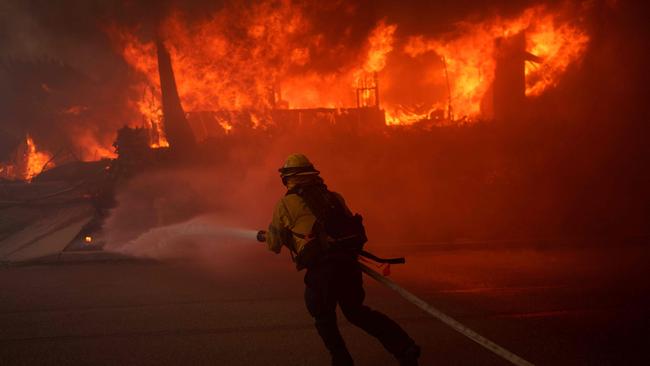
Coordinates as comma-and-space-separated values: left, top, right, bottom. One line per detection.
1, 241, 648, 365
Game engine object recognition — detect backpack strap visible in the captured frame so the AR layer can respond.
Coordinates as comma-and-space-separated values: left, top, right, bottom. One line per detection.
359, 250, 405, 264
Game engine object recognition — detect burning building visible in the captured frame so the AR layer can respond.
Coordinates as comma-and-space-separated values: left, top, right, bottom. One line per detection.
4, 0, 642, 265
0, 1, 593, 161
1, 3, 650, 366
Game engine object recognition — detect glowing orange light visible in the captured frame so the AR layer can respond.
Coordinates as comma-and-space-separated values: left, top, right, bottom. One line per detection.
401, 5, 589, 122
109, 3, 588, 128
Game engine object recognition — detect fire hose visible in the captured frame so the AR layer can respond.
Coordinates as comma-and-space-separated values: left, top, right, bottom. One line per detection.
256, 230, 535, 366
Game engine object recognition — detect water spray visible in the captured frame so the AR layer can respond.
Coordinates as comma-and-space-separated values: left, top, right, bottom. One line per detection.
107, 215, 259, 259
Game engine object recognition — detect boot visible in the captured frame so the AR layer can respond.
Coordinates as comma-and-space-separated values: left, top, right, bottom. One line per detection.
331, 351, 354, 366
397, 344, 420, 366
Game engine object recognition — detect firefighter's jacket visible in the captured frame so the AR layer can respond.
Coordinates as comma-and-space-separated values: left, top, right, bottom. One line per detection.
266, 175, 350, 255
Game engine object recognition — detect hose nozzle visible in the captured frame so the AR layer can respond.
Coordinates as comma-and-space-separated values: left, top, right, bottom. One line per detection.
256, 230, 267, 243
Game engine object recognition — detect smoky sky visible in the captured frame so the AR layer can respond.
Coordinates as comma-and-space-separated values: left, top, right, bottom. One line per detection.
1, 0, 646, 88
1, 0, 645, 83
0, 0, 555, 62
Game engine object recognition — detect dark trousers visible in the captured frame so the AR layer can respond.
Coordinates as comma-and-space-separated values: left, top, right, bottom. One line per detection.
304, 258, 414, 366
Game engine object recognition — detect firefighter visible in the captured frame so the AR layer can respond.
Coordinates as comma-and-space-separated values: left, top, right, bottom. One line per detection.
261, 153, 420, 366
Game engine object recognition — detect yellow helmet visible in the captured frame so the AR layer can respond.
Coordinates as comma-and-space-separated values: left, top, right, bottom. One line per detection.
278, 153, 320, 178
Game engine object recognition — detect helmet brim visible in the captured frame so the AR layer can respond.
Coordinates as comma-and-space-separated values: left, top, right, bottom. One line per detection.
278, 165, 320, 177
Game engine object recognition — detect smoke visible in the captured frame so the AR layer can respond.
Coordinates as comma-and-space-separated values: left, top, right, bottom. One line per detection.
102, 104, 650, 256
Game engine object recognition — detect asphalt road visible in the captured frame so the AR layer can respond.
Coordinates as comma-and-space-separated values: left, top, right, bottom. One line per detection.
0, 242, 648, 365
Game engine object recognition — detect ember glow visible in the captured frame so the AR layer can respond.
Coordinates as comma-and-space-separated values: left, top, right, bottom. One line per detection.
25, 136, 53, 180
0, 135, 54, 181
72, 130, 118, 160
110, 2, 589, 131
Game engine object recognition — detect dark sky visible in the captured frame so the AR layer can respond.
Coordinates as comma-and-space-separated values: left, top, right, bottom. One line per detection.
0, 0, 643, 76
0, 0, 553, 63
2, 0, 645, 76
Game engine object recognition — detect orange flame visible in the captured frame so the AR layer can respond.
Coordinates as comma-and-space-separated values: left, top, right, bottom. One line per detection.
403, 5, 589, 121
0, 135, 55, 181
110, 4, 397, 124
25, 135, 53, 181
138, 87, 169, 148
110, 3, 588, 129
73, 130, 118, 160
363, 20, 397, 73
524, 13, 590, 96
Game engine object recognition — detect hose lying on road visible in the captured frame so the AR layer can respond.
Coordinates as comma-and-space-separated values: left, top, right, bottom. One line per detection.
359, 263, 535, 366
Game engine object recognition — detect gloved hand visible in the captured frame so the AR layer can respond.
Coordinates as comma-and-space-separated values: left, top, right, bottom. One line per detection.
256, 230, 267, 242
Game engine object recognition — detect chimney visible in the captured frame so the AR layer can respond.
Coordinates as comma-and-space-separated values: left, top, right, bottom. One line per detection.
156, 39, 196, 152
